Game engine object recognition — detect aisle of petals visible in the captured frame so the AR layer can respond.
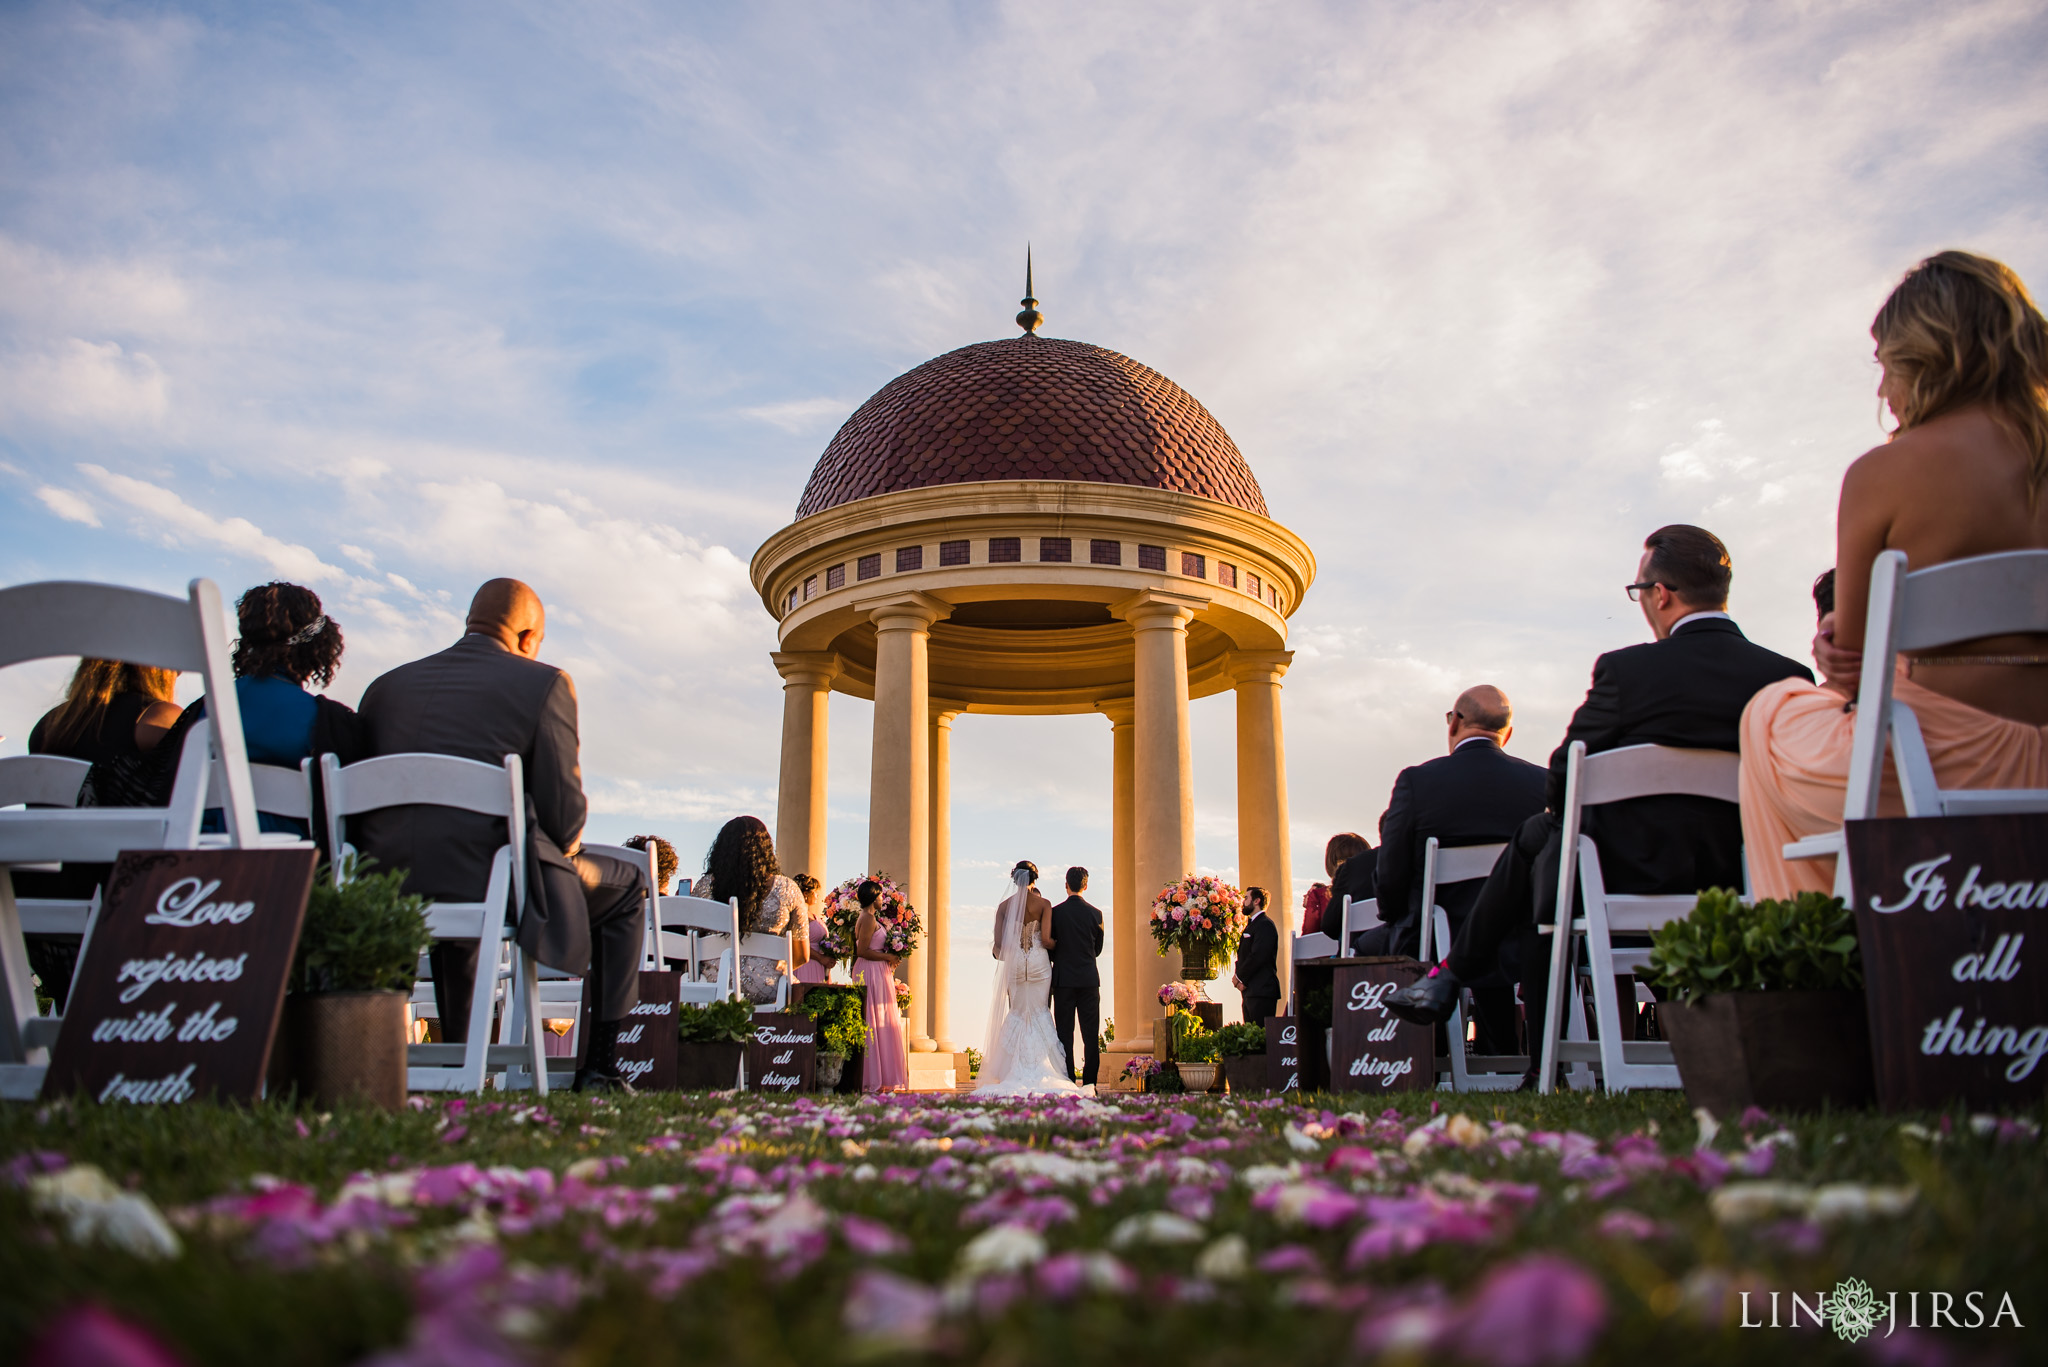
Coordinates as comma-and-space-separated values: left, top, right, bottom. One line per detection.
7, 1092, 2037, 1366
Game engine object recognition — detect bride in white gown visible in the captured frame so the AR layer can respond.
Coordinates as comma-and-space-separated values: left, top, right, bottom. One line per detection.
975, 863, 1082, 1097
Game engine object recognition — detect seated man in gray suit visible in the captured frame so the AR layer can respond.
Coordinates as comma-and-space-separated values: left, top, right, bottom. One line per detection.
355, 579, 645, 1092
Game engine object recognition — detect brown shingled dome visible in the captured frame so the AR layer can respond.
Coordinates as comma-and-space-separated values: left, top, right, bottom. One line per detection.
794, 336, 1268, 519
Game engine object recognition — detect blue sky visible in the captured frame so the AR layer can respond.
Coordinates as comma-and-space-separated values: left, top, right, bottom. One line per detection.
3, 0, 2044, 1037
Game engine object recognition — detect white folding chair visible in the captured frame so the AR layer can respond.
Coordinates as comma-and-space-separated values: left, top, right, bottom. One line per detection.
0, 578, 283, 1099
204, 759, 315, 830
1336, 895, 1379, 950
1785, 549, 2048, 898
515, 840, 663, 1085
657, 894, 741, 1005
321, 751, 549, 1096
0, 756, 100, 1017
732, 928, 795, 1013
1536, 742, 1742, 1094
1418, 839, 1523, 1092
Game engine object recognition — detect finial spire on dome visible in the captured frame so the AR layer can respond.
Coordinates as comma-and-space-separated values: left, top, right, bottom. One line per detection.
1015, 246, 1044, 336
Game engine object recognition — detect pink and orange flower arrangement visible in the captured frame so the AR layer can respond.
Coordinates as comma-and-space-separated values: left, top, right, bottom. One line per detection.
1148, 874, 1248, 977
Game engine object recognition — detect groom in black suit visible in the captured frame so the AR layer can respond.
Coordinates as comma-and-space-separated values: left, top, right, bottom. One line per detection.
1048, 867, 1104, 1085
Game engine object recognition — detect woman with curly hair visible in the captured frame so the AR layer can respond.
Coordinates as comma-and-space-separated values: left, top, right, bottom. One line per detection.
690, 815, 805, 1003
1742, 251, 2048, 898
178, 583, 366, 836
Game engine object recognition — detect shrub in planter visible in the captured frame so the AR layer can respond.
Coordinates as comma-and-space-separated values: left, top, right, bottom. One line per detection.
1177, 1022, 1222, 1091
286, 855, 433, 1111
675, 997, 757, 1090
1644, 888, 1874, 1114
793, 986, 869, 1091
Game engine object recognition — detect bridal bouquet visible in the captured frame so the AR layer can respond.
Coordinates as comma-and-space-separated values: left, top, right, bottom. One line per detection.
817, 874, 910, 960
1148, 874, 1248, 976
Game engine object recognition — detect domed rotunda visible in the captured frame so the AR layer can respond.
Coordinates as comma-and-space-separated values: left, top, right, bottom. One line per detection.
750, 277, 1315, 1069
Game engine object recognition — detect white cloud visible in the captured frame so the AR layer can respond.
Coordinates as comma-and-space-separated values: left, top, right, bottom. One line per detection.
78, 463, 347, 584
35, 486, 99, 526
0, 339, 168, 429
736, 397, 855, 434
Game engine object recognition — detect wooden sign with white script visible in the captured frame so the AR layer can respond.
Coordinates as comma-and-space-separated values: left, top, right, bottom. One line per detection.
746, 1012, 816, 1093
43, 848, 317, 1104
1265, 1016, 1300, 1093
592, 971, 678, 1090
1330, 961, 1433, 1093
1846, 815, 2048, 1111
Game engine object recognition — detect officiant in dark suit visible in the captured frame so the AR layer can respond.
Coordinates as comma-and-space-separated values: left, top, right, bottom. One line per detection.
1232, 887, 1280, 1023
1048, 866, 1104, 1085
354, 578, 647, 1092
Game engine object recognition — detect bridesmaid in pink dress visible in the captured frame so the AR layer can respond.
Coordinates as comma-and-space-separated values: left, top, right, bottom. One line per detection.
791, 873, 831, 985
852, 880, 908, 1092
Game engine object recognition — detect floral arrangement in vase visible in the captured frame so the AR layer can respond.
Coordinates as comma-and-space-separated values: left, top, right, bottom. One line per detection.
818, 874, 910, 960
1148, 874, 1248, 981
1120, 1055, 1164, 1083
1158, 982, 1200, 1010
894, 978, 914, 1015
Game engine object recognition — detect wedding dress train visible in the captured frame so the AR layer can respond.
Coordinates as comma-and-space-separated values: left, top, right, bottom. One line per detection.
975, 875, 1081, 1098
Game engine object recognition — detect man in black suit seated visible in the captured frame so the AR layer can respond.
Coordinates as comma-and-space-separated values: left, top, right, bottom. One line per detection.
355, 579, 647, 1092
1231, 886, 1281, 1024
1048, 866, 1105, 1086
1360, 685, 1546, 1051
1386, 527, 1813, 1075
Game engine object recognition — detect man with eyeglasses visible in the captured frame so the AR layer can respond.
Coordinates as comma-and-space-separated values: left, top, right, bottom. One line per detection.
1384, 526, 1812, 1086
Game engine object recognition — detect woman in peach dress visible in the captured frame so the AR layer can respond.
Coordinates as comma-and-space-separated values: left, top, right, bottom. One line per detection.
1742, 251, 2048, 899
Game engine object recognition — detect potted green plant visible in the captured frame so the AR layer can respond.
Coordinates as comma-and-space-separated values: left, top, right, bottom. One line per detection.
792, 985, 869, 1090
675, 997, 757, 1090
1212, 1022, 1268, 1093
285, 855, 433, 1111
1177, 1024, 1222, 1092
1644, 888, 1874, 1114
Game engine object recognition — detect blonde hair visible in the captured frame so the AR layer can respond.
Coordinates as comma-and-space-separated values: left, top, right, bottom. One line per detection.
44, 659, 177, 751
1873, 250, 2048, 500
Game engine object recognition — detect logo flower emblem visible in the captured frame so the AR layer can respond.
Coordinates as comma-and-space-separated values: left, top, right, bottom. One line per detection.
1828, 1277, 1882, 1344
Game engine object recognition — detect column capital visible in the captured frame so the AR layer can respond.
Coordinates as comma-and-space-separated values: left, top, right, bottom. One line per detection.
1224, 650, 1295, 686
855, 590, 951, 632
1096, 696, 1135, 726
771, 650, 843, 689
929, 697, 967, 724
1111, 587, 1207, 629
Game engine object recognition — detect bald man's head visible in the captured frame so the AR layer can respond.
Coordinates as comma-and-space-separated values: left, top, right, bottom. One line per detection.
1448, 685, 1513, 750
466, 579, 546, 658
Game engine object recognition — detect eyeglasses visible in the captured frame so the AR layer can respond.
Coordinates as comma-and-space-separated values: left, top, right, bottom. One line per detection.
1445, 710, 1464, 726
1624, 581, 1663, 603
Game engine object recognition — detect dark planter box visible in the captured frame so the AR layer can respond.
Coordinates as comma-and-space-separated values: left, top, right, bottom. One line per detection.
1662, 989, 1875, 1115
286, 991, 408, 1111
1219, 1054, 1266, 1093
674, 1041, 744, 1091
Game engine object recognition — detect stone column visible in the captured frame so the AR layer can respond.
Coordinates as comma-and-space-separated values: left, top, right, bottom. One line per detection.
1229, 651, 1296, 1007
862, 592, 947, 1053
771, 652, 840, 889
1115, 590, 1203, 1051
927, 702, 963, 1053
1098, 698, 1139, 1062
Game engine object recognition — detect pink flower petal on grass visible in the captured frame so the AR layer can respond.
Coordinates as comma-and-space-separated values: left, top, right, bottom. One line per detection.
24, 1305, 191, 1367
1450, 1255, 1607, 1367
843, 1269, 941, 1350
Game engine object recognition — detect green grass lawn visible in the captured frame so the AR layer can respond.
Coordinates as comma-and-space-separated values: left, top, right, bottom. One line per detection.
3, 1088, 2042, 1366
